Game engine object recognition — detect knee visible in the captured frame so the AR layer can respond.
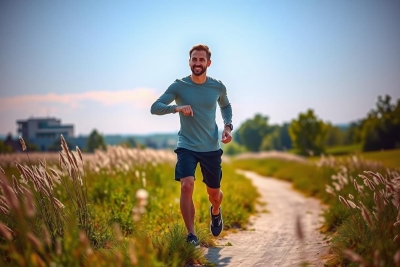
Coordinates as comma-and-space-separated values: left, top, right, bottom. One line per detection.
181, 178, 194, 195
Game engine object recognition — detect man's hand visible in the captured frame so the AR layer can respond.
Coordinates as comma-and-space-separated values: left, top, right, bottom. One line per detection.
174, 105, 193, 116
221, 128, 232, 144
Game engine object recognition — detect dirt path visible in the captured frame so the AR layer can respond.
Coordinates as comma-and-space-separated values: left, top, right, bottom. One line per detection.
199, 170, 330, 267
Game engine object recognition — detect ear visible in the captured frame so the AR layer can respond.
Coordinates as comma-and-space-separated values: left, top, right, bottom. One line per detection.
207, 59, 212, 67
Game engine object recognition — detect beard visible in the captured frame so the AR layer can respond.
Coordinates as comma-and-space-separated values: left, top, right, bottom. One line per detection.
191, 65, 207, 76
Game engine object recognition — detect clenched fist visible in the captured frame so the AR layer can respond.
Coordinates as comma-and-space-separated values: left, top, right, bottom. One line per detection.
175, 105, 194, 116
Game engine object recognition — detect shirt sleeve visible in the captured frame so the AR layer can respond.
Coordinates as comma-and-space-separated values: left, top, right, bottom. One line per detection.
150, 83, 178, 115
218, 83, 233, 125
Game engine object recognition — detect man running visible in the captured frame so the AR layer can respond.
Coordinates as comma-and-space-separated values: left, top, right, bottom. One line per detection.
150, 44, 233, 247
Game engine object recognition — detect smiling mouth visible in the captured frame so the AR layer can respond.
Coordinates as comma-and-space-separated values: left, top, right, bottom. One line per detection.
194, 66, 203, 72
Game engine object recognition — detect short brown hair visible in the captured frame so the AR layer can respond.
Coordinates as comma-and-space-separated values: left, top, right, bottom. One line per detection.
189, 44, 211, 60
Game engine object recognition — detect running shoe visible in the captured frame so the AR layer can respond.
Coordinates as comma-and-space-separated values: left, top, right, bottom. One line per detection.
210, 206, 223, 236
186, 233, 200, 248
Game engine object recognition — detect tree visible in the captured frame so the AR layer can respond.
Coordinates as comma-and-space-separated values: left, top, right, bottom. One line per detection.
0, 141, 13, 153
325, 123, 345, 147
360, 95, 400, 151
119, 137, 138, 148
260, 123, 293, 151
86, 129, 106, 152
236, 114, 272, 152
289, 109, 328, 156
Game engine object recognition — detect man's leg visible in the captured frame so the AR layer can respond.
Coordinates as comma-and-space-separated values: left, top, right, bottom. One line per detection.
207, 187, 223, 215
180, 176, 195, 235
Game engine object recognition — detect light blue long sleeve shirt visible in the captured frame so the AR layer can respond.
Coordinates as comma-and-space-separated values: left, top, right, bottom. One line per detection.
150, 76, 233, 152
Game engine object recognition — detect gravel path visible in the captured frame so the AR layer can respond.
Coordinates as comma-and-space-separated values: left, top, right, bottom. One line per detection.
198, 170, 330, 267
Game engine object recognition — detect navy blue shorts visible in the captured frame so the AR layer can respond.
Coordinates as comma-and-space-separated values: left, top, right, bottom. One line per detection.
174, 147, 223, 189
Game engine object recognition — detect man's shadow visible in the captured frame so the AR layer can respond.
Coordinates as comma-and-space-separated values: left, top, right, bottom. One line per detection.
203, 246, 232, 267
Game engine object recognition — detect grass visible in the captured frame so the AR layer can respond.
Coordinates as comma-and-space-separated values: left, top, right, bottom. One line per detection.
0, 138, 259, 267
232, 148, 400, 266
325, 143, 362, 156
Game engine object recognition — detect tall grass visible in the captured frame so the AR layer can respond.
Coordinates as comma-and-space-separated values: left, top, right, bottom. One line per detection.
233, 151, 400, 266
0, 136, 258, 266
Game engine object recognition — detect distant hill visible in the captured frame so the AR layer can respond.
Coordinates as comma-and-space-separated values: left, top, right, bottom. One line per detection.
104, 133, 178, 149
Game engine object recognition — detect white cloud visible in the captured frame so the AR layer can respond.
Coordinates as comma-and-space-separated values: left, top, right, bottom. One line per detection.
0, 88, 159, 111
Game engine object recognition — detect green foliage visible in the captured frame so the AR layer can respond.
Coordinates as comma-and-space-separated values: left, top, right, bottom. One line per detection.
360, 95, 400, 151
221, 140, 247, 155
0, 141, 13, 153
86, 129, 106, 152
260, 124, 292, 151
119, 137, 138, 148
289, 109, 328, 156
325, 123, 345, 147
236, 114, 272, 152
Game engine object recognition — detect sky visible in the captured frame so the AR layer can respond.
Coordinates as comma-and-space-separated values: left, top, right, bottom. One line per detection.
1, 1, 399, 136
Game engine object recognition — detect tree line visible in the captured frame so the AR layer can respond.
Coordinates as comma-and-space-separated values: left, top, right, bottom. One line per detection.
226, 95, 400, 156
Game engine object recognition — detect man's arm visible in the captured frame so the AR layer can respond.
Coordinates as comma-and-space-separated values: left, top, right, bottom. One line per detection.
150, 85, 178, 115
218, 83, 233, 144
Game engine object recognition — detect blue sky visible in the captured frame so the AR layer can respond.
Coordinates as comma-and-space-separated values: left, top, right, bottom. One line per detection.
1, 1, 399, 136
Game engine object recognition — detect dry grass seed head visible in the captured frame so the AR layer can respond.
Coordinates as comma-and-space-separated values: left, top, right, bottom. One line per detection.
394, 249, 400, 265
0, 174, 20, 211
128, 239, 138, 265
339, 195, 350, 208
19, 136, 27, 151
24, 187, 36, 217
27, 232, 43, 250
0, 222, 13, 241
347, 199, 358, 209
42, 225, 51, 246
360, 203, 374, 229
343, 249, 367, 266
79, 231, 93, 255
76, 146, 83, 162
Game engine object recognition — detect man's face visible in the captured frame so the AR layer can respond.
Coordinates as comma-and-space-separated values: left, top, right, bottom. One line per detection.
189, 50, 211, 76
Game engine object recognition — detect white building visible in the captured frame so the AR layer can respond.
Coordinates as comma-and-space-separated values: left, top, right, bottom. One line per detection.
17, 117, 75, 151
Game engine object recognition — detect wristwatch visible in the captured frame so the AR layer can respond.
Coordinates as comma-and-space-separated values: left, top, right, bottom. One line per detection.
225, 124, 233, 131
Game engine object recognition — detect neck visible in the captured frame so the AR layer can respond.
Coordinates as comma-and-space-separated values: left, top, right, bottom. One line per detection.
190, 74, 207, 84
